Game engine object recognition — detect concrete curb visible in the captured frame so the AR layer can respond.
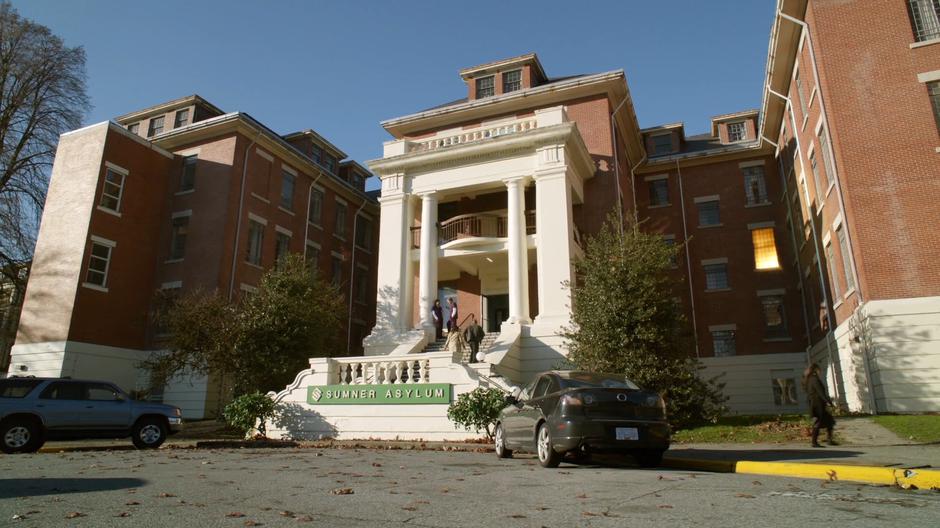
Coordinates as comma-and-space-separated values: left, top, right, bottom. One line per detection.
663, 456, 940, 490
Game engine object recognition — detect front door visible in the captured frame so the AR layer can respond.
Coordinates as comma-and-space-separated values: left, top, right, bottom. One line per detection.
485, 294, 509, 333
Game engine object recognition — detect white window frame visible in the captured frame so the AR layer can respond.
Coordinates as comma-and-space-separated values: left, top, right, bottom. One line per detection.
98, 162, 128, 216
83, 236, 117, 292
727, 121, 747, 142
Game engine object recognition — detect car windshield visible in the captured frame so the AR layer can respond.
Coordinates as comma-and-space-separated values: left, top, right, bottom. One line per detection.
559, 373, 639, 390
0, 379, 42, 398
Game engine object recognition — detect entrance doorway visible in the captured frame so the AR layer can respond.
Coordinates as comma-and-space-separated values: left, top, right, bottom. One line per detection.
484, 294, 509, 333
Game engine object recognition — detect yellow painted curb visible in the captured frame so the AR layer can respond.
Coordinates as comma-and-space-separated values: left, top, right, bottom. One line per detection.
735, 460, 940, 490
665, 456, 940, 490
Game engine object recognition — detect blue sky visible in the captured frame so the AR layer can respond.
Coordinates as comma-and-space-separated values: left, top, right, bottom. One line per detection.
19, 1, 775, 190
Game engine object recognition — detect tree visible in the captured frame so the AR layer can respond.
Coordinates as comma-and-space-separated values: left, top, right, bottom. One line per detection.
0, 2, 90, 289
149, 254, 346, 395
563, 213, 726, 429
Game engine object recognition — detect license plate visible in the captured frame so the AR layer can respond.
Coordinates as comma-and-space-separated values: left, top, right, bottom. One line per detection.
615, 427, 639, 441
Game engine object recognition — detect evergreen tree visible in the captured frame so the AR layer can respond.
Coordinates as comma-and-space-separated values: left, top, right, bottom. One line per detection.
563, 214, 725, 428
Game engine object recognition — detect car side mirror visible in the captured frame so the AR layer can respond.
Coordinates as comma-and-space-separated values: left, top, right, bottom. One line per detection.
504, 395, 518, 406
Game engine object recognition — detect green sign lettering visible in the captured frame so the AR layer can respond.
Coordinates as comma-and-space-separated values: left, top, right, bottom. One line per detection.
307, 383, 452, 405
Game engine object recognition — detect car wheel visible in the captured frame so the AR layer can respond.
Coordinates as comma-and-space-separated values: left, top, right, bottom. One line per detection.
132, 418, 167, 449
1, 418, 44, 454
536, 423, 561, 468
634, 449, 665, 468
494, 423, 512, 459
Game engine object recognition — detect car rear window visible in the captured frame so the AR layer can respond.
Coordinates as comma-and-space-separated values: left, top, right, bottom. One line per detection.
0, 379, 43, 398
559, 373, 640, 390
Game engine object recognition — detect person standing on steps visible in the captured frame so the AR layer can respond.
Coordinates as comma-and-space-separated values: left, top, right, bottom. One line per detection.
446, 297, 458, 334
804, 362, 837, 447
463, 314, 485, 363
431, 299, 444, 341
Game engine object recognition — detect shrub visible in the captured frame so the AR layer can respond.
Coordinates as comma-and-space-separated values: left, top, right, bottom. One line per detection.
447, 387, 507, 439
222, 392, 278, 438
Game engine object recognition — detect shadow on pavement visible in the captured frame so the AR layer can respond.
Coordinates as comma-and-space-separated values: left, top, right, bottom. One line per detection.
666, 448, 863, 462
0, 478, 147, 498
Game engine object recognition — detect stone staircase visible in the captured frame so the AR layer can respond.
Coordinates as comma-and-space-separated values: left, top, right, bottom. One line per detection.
419, 332, 500, 363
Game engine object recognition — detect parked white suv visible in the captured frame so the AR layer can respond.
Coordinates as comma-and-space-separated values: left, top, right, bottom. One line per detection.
0, 377, 182, 453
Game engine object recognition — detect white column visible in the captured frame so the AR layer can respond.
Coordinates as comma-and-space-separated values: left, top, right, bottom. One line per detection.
417, 192, 438, 331
505, 177, 530, 324
373, 191, 415, 332
534, 167, 575, 326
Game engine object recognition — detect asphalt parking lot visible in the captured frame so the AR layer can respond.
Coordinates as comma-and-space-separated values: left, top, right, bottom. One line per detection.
1, 447, 937, 527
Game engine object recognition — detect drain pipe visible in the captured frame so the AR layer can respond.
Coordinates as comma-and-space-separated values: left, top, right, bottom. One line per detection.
675, 158, 699, 358
610, 96, 631, 233
346, 200, 369, 354
228, 129, 263, 300
628, 155, 646, 228
778, 10, 862, 303
768, 86, 840, 404
767, 134, 814, 355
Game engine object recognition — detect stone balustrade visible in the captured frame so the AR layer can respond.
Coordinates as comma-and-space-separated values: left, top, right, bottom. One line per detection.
406, 118, 537, 153
331, 351, 454, 385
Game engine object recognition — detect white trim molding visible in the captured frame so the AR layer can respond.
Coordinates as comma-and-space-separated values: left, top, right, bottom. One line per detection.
756, 288, 786, 297
248, 212, 268, 225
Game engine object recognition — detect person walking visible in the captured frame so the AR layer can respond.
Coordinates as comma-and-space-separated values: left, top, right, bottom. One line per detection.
444, 322, 466, 359
431, 299, 444, 341
446, 297, 458, 334
804, 362, 837, 447
463, 314, 485, 363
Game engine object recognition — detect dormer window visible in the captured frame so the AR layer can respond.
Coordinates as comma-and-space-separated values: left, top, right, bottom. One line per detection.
651, 134, 672, 156
503, 70, 522, 93
728, 121, 747, 142
476, 76, 495, 98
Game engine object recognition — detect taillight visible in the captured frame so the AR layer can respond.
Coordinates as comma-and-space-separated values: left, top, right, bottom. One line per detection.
559, 393, 584, 415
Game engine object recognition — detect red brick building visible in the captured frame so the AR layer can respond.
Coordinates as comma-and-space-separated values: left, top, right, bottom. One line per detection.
9, 96, 379, 418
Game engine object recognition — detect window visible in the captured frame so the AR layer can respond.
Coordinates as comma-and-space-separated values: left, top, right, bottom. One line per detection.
772, 374, 799, 406
247, 220, 264, 266
533, 376, 551, 399
476, 76, 495, 98
174, 109, 189, 128
355, 267, 368, 303
712, 330, 736, 357
310, 144, 323, 165
355, 216, 373, 251
306, 242, 320, 272
127, 123, 139, 135
331, 256, 343, 286
825, 241, 842, 299
148, 116, 165, 137
752, 228, 780, 270
929, 81, 940, 134
727, 121, 747, 142
663, 235, 677, 267
280, 170, 295, 210
651, 134, 672, 155
85, 238, 114, 288
817, 128, 834, 190
275, 232, 290, 266
704, 263, 729, 290
180, 155, 197, 192
809, 150, 825, 201
99, 168, 125, 212
309, 188, 324, 225
697, 199, 720, 227
743, 166, 768, 205
837, 227, 855, 291
334, 202, 347, 239
87, 383, 121, 401
502, 70, 522, 93
39, 381, 85, 400
323, 154, 336, 174
649, 179, 669, 206
795, 68, 808, 118
761, 295, 789, 338
0, 379, 42, 398
169, 215, 189, 260
908, 0, 940, 42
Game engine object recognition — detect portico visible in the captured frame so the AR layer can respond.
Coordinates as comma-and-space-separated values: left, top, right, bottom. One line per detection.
364, 106, 594, 384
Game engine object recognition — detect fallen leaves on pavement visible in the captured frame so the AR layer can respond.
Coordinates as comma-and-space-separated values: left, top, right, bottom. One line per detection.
330, 487, 354, 495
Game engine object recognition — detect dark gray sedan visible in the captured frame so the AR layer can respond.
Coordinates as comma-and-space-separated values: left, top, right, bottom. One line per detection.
494, 371, 670, 468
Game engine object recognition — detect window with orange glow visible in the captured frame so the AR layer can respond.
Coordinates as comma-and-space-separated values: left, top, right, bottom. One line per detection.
752, 228, 780, 270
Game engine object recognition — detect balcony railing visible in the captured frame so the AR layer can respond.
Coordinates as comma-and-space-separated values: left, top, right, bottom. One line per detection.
411, 211, 536, 249
406, 118, 538, 154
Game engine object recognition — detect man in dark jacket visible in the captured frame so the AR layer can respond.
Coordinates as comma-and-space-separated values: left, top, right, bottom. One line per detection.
804, 363, 837, 447
463, 314, 485, 363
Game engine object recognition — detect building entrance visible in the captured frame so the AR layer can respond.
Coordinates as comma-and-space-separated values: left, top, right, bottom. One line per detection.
484, 294, 509, 333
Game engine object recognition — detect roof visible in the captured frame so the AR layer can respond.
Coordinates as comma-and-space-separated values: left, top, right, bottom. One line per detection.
282, 129, 348, 159
402, 72, 593, 122
459, 52, 547, 81
114, 95, 224, 124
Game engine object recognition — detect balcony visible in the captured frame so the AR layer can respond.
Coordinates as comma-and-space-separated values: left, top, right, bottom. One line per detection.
406, 118, 538, 154
411, 211, 536, 249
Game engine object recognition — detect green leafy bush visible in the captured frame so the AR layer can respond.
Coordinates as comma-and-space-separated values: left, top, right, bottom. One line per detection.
222, 392, 278, 438
447, 387, 507, 439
